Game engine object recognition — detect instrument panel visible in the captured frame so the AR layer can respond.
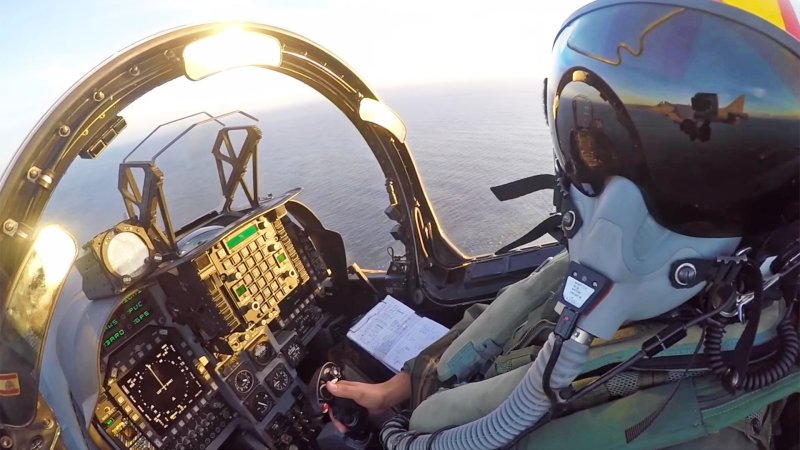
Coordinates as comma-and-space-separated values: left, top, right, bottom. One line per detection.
93, 201, 331, 450
96, 326, 233, 450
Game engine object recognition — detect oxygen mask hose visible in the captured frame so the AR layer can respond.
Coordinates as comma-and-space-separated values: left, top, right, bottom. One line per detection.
380, 332, 590, 450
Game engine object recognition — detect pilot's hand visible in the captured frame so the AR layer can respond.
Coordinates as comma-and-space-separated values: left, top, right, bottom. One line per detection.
326, 380, 386, 433
326, 372, 411, 433
326, 379, 389, 412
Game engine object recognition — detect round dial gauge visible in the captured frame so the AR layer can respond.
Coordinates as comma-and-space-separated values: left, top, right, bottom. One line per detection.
250, 339, 275, 367
250, 388, 274, 421
267, 365, 291, 394
282, 339, 304, 368
233, 369, 255, 395
106, 231, 149, 277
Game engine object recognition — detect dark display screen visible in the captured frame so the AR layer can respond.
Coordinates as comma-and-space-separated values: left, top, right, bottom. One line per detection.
102, 290, 154, 350
120, 342, 204, 434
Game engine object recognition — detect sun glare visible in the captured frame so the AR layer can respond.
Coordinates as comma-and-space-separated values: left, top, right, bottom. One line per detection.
182, 26, 283, 81
33, 224, 78, 284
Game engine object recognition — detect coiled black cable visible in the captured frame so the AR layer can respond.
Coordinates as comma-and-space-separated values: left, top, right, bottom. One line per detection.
703, 304, 799, 391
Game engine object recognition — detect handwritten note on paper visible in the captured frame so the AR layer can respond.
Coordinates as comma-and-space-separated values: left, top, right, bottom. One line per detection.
347, 296, 449, 373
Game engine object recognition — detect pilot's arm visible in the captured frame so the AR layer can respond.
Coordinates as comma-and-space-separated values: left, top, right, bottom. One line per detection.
326, 371, 411, 432
326, 251, 569, 432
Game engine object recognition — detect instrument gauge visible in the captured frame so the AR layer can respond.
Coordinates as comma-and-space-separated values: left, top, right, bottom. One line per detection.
119, 342, 204, 434
266, 364, 291, 395
281, 337, 305, 368
233, 368, 255, 396
250, 339, 275, 367
249, 388, 274, 421
106, 231, 150, 277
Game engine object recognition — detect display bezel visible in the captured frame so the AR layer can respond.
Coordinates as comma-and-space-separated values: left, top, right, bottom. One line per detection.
117, 340, 205, 435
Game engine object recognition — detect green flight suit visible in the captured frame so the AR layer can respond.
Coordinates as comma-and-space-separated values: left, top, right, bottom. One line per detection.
401, 251, 795, 449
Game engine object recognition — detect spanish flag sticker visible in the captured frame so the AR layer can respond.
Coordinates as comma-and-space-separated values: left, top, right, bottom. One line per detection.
0, 373, 21, 397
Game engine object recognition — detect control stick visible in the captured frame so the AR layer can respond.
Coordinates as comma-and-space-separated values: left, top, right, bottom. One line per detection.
313, 362, 374, 449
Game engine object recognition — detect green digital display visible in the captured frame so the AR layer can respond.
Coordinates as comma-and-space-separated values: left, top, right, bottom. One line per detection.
276, 252, 287, 264
102, 290, 153, 350
104, 318, 119, 331
122, 291, 139, 304
126, 300, 144, 315
103, 329, 125, 349
132, 310, 150, 325
226, 224, 257, 250
235, 285, 247, 297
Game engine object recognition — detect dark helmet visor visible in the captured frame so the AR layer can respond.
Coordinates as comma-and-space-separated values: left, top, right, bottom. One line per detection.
548, 3, 800, 237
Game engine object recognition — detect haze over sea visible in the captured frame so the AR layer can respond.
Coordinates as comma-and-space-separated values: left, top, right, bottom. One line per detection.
43, 80, 556, 268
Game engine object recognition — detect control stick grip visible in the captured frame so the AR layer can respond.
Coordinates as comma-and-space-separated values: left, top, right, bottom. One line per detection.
314, 362, 370, 440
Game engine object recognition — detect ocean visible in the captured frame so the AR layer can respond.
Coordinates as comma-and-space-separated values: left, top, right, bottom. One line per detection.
42, 80, 556, 269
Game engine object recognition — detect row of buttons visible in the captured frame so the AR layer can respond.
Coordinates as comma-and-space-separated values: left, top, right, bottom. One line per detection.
288, 297, 314, 321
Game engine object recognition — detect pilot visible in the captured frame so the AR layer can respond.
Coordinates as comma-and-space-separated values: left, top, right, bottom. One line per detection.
327, 1, 799, 449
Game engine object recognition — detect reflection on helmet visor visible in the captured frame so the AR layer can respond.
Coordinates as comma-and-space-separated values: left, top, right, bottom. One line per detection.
550, 4, 800, 237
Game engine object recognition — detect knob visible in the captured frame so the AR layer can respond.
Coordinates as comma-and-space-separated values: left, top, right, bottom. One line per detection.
120, 426, 135, 440
267, 243, 280, 252
222, 272, 242, 282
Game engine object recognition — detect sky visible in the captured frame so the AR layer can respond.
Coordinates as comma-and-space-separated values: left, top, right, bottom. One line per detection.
0, 0, 590, 172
